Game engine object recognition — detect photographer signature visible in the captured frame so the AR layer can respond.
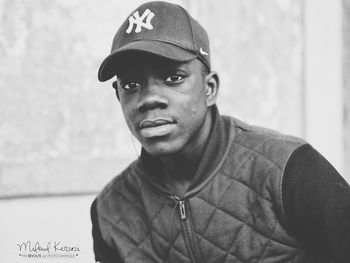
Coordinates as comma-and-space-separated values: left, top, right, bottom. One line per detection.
17, 241, 80, 253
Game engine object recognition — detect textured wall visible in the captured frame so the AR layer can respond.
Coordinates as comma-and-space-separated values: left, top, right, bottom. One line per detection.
344, 0, 350, 176
193, 0, 303, 135
0, 0, 303, 197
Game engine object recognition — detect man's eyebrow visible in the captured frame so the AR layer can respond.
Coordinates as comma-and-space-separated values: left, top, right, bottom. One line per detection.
161, 62, 189, 72
115, 72, 140, 81
163, 68, 188, 75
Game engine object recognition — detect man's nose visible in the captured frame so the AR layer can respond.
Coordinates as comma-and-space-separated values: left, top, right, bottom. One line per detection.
136, 83, 168, 112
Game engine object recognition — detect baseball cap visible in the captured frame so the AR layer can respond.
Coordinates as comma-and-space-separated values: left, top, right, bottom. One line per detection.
98, 1, 211, 82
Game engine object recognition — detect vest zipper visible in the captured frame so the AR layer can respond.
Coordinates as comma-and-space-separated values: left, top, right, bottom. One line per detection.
173, 196, 201, 263
179, 200, 187, 219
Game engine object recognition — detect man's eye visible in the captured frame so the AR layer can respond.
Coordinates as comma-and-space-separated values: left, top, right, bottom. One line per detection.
165, 74, 184, 83
122, 81, 141, 91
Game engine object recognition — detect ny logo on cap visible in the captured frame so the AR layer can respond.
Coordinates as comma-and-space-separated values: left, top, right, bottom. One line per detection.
126, 9, 155, 34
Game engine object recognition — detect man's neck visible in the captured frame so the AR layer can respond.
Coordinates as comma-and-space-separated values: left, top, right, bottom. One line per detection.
159, 109, 214, 196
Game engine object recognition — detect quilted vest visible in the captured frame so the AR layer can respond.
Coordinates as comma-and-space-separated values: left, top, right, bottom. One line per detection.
96, 114, 310, 263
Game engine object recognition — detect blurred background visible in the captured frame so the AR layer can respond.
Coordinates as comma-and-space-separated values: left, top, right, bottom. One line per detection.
0, 0, 348, 262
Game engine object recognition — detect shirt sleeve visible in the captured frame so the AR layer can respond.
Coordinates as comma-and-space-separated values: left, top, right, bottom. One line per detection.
90, 198, 122, 263
282, 143, 350, 263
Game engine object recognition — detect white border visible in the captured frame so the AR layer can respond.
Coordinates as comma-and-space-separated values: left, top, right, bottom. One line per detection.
304, 0, 344, 174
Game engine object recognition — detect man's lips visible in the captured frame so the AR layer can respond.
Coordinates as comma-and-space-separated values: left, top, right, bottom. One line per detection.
139, 118, 175, 128
139, 118, 176, 138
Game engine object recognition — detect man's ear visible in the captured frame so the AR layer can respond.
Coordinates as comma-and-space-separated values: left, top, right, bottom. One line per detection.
204, 71, 219, 106
112, 81, 120, 101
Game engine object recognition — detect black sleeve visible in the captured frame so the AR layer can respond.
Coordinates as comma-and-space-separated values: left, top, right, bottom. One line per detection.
90, 198, 122, 263
282, 144, 350, 263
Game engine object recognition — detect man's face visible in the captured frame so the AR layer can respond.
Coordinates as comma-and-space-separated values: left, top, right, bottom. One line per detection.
115, 53, 213, 157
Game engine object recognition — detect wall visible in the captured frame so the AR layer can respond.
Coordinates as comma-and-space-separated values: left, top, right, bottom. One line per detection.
0, 0, 304, 197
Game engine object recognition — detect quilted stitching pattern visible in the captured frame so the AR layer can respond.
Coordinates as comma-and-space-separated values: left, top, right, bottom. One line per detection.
99, 183, 190, 262
97, 117, 307, 262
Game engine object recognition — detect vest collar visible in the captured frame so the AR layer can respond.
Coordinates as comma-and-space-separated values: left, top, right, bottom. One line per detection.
139, 105, 232, 198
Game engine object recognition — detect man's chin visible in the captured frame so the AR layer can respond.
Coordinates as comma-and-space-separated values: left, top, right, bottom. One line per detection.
142, 141, 183, 158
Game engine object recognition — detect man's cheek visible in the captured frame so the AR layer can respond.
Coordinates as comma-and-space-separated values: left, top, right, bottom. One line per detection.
121, 109, 135, 132
125, 112, 135, 127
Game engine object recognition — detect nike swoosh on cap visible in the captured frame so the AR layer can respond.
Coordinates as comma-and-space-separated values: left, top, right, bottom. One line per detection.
199, 47, 209, 56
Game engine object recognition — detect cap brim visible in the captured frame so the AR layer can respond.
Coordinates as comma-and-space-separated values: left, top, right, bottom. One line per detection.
98, 40, 197, 82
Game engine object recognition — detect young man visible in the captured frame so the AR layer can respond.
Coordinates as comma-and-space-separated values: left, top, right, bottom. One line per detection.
91, 1, 350, 262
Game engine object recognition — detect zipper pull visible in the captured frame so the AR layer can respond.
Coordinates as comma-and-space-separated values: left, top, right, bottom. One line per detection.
179, 200, 187, 220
